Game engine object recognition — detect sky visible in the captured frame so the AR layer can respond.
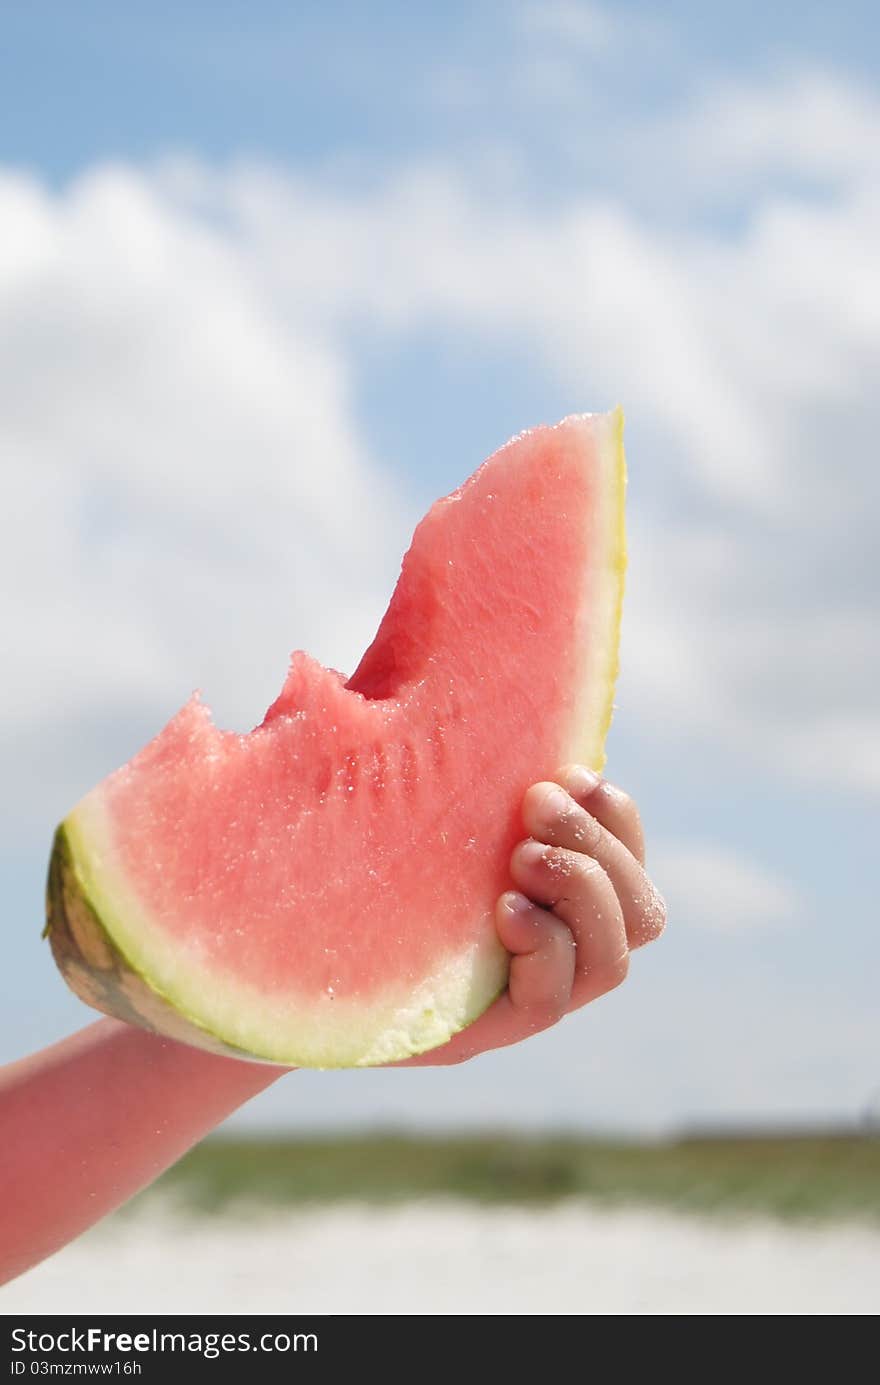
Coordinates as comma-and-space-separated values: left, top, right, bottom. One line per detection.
1, 1, 877, 1134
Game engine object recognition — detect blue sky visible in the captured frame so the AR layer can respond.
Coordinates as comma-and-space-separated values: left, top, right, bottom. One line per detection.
1, 2, 877, 1133
3, 2, 879, 179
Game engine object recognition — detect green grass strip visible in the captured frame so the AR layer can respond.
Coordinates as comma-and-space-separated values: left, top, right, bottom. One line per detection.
131, 1131, 880, 1224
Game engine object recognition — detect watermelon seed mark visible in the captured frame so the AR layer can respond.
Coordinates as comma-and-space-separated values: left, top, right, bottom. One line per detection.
430, 722, 447, 769
314, 759, 332, 797
446, 688, 464, 722
339, 749, 359, 795
369, 742, 387, 802
400, 740, 418, 798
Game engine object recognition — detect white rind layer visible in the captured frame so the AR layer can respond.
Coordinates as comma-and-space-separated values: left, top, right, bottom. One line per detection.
61, 802, 509, 1067
563, 407, 627, 771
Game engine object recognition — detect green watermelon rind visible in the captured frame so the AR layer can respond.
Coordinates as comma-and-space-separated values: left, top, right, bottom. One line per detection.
46, 824, 258, 1061
46, 818, 510, 1068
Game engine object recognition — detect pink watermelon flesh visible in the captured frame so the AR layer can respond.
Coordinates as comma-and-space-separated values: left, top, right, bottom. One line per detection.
46, 412, 626, 1067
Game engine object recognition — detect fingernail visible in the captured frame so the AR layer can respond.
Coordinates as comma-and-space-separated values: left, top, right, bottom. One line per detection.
566, 765, 600, 800
516, 839, 546, 868
543, 785, 571, 820
501, 890, 532, 914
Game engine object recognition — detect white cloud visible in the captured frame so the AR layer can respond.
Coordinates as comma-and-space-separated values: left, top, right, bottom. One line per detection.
0, 167, 413, 832
1, 63, 878, 858
171, 74, 879, 792
648, 67, 880, 196
426, 2, 667, 122
652, 844, 803, 934
188, 74, 879, 514
517, 1, 617, 52
773, 715, 880, 795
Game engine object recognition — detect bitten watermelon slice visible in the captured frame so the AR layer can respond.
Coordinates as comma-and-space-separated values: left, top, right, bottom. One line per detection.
46, 411, 627, 1067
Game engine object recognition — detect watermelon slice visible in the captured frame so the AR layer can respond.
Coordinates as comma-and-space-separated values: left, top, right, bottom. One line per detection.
46, 411, 627, 1067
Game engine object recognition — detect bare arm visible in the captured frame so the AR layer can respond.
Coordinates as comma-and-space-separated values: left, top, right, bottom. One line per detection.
0, 1019, 283, 1284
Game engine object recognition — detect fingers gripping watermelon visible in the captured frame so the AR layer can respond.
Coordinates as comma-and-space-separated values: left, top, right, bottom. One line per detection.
45, 412, 627, 1067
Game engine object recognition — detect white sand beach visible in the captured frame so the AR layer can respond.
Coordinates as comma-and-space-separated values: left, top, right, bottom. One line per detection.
3, 1202, 878, 1316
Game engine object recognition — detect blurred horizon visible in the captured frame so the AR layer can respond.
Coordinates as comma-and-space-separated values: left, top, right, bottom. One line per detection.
131, 1127, 880, 1227
1, 1, 878, 1137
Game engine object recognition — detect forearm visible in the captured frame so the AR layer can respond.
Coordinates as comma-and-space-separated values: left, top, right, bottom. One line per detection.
0, 1019, 284, 1285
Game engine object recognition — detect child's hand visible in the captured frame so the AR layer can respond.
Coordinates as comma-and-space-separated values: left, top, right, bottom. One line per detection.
403, 765, 665, 1066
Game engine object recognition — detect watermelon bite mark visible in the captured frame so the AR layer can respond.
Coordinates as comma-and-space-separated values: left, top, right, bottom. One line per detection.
46, 411, 627, 1067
